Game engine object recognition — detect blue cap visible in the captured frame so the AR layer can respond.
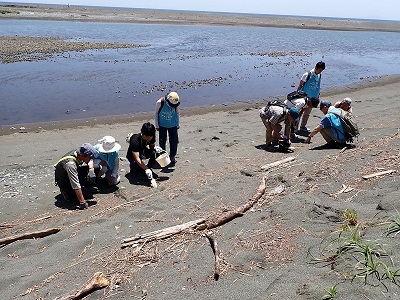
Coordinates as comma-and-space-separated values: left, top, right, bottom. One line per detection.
78, 143, 98, 159
289, 107, 300, 122
319, 100, 332, 109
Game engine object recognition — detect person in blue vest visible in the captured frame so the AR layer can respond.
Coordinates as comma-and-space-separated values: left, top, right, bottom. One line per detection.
91, 136, 121, 186
54, 143, 98, 210
305, 100, 346, 147
154, 91, 180, 166
297, 61, 326, 133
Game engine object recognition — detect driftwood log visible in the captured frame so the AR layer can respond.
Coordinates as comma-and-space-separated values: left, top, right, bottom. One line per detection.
0, 227, 61, 246
362, 169, 396, 180
121, 218, 206, 248
205, 231, 221, 280
261, 157, 295, 170
122, 176, 268, 248
55, 272, 109, 300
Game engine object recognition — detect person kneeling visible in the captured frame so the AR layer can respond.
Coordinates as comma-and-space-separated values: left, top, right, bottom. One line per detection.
91, 136, 121, 186
305, 101, 347, 147
126, 122, 159, 185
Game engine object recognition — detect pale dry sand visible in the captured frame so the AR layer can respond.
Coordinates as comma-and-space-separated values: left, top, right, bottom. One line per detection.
1, 4, 400, 300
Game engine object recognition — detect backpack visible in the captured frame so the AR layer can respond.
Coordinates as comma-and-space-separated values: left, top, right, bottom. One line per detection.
287, 90, 307, 101
265, 99, 288, 114
286, 71, 315, 101
330, 109, 359, 143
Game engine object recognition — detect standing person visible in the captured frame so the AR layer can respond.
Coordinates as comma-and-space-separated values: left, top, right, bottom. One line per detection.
91, 136, 121, 186
259, 102, 300, 149
305, 101, 346, 147
54, 143, 98, 210
334, 97, 353, 113
154, 91, 180, 166
126, 122, 159, 183
297, 61, 326, 133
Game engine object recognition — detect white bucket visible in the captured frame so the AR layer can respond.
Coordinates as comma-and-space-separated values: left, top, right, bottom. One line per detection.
155, 152, 171, 167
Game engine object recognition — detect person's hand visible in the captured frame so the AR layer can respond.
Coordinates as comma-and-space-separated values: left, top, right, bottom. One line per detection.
305, 136, 311, 144
88, 168, 96, 184
79, 202, 89, 210
156, 128, 160, 131
155, 146, 164, 153
145, 169, 153, 180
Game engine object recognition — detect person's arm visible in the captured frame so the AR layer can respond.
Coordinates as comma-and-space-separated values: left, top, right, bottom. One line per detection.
133, 151, 147, 171
74, 188, 86, 205
154, 99, 162, 131
305, 125, 323, 143
111, 154, 119, 178
65, 162, 87, 206
176, 106, 180, 129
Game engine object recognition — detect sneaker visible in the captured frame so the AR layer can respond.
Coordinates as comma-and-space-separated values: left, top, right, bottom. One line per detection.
300, 126, 311, 133
290, 132, 297, 139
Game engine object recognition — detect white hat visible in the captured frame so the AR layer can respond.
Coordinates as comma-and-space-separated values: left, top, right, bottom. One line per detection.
97, 136, 121, 153
167, 92, 180, 105
343, 97, 352, 104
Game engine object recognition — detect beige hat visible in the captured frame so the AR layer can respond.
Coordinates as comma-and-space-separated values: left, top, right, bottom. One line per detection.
167, 92, 180, 105
97, 136, 121, 153
343, 97, 352, 104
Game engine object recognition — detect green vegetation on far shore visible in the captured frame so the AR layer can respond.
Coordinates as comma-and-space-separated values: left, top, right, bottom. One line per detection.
0, 9, 20, 15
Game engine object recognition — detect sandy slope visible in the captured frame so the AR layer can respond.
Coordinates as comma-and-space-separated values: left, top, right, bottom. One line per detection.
0, 75, 399, 299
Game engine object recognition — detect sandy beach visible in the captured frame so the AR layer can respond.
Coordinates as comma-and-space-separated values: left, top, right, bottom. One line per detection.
1, 4, 400, 300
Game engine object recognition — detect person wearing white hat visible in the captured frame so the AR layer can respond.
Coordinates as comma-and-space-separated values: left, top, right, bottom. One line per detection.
154, 91, 180, 166
91, 136, 121, 186
334, 97, 353, 114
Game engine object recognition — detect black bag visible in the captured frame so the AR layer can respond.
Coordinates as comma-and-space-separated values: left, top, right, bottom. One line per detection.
287, 90, 307, 101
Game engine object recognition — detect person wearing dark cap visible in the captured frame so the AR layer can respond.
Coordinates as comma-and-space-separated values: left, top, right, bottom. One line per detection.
259, 102, 300, 149
154, 91, 180, 166
54, 143, 98, 209
334, 97, 353, 114
126, 122, 159, 185
305, 100, 347, 147
285, 96, 319, 137
297, 61, 326, 133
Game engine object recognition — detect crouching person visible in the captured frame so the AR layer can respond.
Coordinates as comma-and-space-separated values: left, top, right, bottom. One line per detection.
126, 122, 158, 184
259, 101, 300, 149
305, 100, 346, 147
91, 136, 121, 186
54, 143, 98, 210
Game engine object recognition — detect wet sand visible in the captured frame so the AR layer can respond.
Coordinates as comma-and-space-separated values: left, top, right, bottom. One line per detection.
1, 4, 400, 300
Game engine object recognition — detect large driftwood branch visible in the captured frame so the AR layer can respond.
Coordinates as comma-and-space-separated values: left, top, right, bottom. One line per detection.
121, 219, 206, 248
205, 231, 221, 280
0, 227, 61, 246
55, 272, 109, 300
261, 157, 295, 170
362, 169, 396, 180
121, 176, 268, 247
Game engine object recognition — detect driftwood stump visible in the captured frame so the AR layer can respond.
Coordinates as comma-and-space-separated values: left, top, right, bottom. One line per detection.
205, 231, 222, 280
55, 272, 109, 300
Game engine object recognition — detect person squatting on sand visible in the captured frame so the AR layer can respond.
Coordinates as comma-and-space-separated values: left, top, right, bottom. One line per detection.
296, 61, 326, 133
154, 91, 180, 166
126, 122, 159, 183
89, 136, 121, 186
334, 97, 353, 113
305, 100, 347, 147
285, 96, 320, 138
54, 143, 98, 210
259, 101, 300, 149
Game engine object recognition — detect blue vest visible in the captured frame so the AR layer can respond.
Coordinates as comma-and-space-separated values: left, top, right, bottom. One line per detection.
301, 71, 321, 99
325, 107, 346, 141
94, 145, 118, 171
158, 101, 179, 128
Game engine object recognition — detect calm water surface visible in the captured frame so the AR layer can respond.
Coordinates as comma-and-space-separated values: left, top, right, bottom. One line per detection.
1, 19, 400, 126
